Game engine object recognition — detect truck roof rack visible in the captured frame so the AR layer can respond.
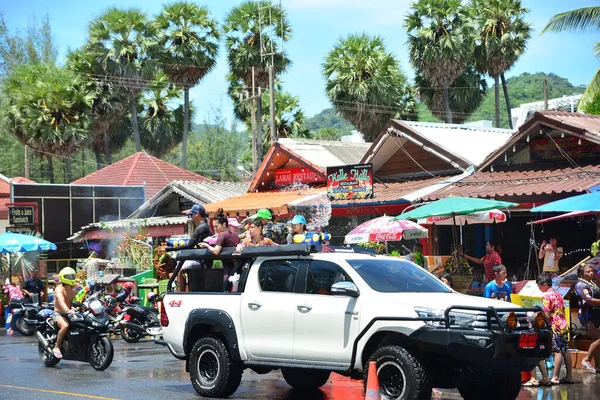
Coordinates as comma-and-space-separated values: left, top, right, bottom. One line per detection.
174, 244, 312, 261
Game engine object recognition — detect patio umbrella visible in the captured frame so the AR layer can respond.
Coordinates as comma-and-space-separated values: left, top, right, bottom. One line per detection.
345, 216, 428, 253
0, 232, 57, 282
530, 191, 600, 213
417, 208, 507, 226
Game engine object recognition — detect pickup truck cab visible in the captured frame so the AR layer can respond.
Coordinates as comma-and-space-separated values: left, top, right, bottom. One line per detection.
156, 245, 551, 400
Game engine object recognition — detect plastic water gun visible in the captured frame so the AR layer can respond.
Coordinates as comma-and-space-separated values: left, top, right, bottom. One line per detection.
167, 237, 190, 247
292, 232, 332, 245
74, 284, 90, 303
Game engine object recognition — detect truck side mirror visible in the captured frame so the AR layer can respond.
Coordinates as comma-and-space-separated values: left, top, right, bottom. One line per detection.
331, 281, 360, 298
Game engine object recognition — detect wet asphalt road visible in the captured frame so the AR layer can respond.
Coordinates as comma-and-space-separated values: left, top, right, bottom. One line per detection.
0, 329, 599, 400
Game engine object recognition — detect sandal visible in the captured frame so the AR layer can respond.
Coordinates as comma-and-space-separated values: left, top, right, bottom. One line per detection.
52, 348, 63, 359
522, 380, 538, 387
538, 380, 553, 387
559, 378, 575, 384
581, 360, 596, 373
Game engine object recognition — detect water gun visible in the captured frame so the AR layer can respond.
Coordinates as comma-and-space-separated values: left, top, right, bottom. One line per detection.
74, 284, 90, 303
292, 232, 332, 245
166, 237, 190, 247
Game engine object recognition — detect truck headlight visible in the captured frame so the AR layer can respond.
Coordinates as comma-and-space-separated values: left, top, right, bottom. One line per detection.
414, 307, 479, 329
414, 307, 445, 327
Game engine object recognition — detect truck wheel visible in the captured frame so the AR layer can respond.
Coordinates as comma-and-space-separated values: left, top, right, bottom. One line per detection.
282, 368, 330, 390
365, 345, 432, 400
458, 373, 521, 400
189, 336, 242, 398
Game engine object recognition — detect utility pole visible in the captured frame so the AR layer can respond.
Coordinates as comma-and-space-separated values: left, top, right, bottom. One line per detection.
256, 88, 263, 163
269, 65, 276, 142
543, 78, 548, 111
24, 145, 30, 179
239, 67, 263, 176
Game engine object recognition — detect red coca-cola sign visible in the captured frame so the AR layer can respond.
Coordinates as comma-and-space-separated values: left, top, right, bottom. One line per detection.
373, 232, 403, 242
275, 168, 323, 185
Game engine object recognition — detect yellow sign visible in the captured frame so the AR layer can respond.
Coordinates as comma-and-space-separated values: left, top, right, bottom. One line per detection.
511, 294, 570, 338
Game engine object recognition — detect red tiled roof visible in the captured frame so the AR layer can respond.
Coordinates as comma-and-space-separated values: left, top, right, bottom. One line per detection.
427, 165, 600, 200
0, 198, 9, 219
71, 152, 213, 199
11, 177, 37, 184
0, 179, 8, 195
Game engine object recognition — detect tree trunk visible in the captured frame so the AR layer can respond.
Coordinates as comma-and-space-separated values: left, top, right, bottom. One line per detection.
501, 73, 513, 129
47, 154, 54, 183
65, 158, 72, 183
103, 131, 112, 165
182, 87, 190, 169
93, 142, 102, 170
443, 86, 452, 123
130, 94, 141, 152
494, 75, 501, 128
81, 151, 86, 177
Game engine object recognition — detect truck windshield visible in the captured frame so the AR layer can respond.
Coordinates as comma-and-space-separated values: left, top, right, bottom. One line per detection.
347, 258, 452, 293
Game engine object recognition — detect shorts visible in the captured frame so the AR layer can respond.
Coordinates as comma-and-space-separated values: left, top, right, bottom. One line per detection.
552, 332, 569, 353
52, 313, 68, 326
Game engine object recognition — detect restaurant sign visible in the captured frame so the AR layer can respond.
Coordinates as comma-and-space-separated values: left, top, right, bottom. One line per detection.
530, 136, 600, 162
8, 206, 35, 225
326, 164, 373, 200
275, 168, 323, 185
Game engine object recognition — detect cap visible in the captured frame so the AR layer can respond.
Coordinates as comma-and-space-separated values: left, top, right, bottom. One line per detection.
184, 204, 206, 216
249, 208, 272, 220
289, 215, 307, 225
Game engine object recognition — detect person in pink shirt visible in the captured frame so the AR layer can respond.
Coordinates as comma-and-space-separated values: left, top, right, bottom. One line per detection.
463, 240, 502, 282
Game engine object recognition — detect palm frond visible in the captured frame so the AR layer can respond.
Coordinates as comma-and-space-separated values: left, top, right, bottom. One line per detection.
578, 67, 600, 112
542, 6, 600, 34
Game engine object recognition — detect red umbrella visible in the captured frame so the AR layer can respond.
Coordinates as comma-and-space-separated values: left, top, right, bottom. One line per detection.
345, 216, 428, 246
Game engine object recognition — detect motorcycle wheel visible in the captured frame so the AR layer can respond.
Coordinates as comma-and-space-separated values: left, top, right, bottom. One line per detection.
121, 322, 143, 343
15, 316, 36, 336
38, 341, 60, 367
88, 336, 114, 371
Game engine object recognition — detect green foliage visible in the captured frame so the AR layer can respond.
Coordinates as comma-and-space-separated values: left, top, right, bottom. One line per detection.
323, 33, 416, 142
312, 127, 342, 141
583, 92, 600, 115
591, 239, 600, 256
468, 72, 585, 127
356, 241, 386, 255
305, 108, 355, 137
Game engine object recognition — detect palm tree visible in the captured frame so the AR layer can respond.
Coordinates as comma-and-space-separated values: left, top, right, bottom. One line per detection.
67, 44, 128, 168
154, 2, 219, 169
415, 66, 488, 124
543, 5, 600, 112
405, 0, 474, 123
323, 33, 415, 141
470, 0, 531, 128
140, 71, 190, 158
1, 64, 93, 182
88, 7, 152, 152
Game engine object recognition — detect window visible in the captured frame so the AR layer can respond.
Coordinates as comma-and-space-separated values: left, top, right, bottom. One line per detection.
347, 258, 451, 293
306, 260, 352, 296
258, 260, 300, 293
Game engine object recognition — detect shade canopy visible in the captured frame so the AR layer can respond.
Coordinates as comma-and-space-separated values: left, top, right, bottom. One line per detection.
345, 216, 428, 244
417, 209, 507, 226
395, 197, 518, 220
530, 191, 600, 213
531, 210, 597, 225
0, 232, 57, 253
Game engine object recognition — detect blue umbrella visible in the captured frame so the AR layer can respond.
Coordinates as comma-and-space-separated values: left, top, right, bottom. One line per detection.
0, 232, 57, 283
530, 191, 600, 213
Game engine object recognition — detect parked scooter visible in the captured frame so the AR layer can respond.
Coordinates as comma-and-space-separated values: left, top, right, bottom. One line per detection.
34, 293, 114, 370
118, 292, 162, 343
8, 298, 49, 336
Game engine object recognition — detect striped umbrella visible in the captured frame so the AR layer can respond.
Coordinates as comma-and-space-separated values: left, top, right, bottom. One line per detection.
345, 216, 428, 245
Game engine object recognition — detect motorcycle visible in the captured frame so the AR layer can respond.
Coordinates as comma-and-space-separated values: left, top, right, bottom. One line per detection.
104, 289, 140, 336
118, 292, 162, 343
8, 298, 49, 336
33, 293, 114, 370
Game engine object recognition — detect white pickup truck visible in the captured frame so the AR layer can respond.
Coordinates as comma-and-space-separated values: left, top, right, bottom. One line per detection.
156, 245, 551, 400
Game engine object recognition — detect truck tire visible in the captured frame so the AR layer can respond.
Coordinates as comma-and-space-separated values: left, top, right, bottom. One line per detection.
282, 368, 330, 390
189, 336, 242, 398
365, 345, 432, 400
458, 372, 521, 400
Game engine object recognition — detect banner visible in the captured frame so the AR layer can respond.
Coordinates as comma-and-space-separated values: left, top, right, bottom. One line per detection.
326, 164, 373, 200
530, 136, 600, 162
275, 168, 323, 185
8, 206, 35, 225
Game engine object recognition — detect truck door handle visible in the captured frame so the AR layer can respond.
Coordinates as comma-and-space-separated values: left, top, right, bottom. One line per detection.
247, 301, 262, 309
297, 304, 312, 311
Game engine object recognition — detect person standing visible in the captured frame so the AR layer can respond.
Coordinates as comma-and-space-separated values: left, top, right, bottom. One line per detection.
483, 265, 511, 302
405, 243, 428, 270
249, 208, 287, 245
463, 240, 502, 283
537, 274, 574, 384
22, 270, 44, 305
538, 236, 563, 275
574, 264, 600, 373
236, 220, 277, 251
198, 209, 240, 278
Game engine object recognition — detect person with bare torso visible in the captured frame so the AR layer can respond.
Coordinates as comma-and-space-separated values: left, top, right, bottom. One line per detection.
52, 267, 78, 359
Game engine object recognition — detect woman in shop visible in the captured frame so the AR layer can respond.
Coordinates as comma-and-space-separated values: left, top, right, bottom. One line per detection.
463, 240, 502, 283
574, 263, 600, 373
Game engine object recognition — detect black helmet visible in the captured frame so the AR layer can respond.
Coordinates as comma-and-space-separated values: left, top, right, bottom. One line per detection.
147, 292, 158, 303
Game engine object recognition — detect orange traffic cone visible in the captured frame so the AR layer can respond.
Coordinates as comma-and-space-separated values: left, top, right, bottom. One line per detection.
365, 361, 380, 400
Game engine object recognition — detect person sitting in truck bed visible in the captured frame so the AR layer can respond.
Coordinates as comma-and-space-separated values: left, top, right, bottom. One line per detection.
236, 220, 277, 252
198, 208, 240, 278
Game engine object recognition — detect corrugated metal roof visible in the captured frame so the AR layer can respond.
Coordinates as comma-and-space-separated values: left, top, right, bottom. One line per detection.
403, 121, 513, 165
278, 138, 371, 168
427, 164, 600, 200
540, 111, 600, 136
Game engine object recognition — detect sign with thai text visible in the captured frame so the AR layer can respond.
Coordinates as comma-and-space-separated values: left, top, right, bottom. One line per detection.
275, 168, 323, 185
326, 164, 373, 200
530, 136, 600, 162
8, 206, 35, 225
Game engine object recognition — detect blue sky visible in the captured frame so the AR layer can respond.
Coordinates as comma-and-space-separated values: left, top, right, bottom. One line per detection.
2, 0, 598, 126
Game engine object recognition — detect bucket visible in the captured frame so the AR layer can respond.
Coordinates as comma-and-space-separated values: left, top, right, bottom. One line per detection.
521, 370, 531, 383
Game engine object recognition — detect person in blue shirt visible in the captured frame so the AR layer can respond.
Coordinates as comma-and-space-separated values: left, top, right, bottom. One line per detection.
484, 264, 511, 302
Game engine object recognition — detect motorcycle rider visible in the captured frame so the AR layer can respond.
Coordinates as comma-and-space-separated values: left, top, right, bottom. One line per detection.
52, 267, 78, 359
